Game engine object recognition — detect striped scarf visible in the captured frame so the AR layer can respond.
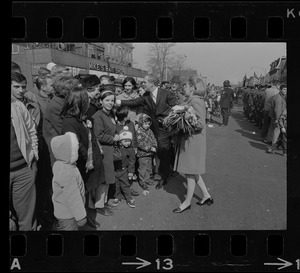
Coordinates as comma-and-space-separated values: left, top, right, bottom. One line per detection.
83, 121, 94, 172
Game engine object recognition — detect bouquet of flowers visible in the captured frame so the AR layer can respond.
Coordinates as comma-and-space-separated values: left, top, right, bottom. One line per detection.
163, 105, 203, 136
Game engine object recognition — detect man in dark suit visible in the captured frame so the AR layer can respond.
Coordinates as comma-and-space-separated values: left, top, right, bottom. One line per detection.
116, 75, 178, 189
219, 80, 235, 126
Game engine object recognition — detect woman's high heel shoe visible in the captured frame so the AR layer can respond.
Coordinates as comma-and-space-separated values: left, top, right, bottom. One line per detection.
196, 197, 214, 206
173, 204, 191, 213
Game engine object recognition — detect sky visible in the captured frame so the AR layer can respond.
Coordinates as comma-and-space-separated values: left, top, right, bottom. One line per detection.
132, 43, 286, 86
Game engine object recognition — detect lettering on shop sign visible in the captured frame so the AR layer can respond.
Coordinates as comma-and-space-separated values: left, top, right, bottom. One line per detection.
89, 62, 124, 74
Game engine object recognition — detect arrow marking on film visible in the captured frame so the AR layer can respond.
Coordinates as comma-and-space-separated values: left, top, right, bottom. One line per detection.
122, 257, 151, 269
264, 258, 293, 270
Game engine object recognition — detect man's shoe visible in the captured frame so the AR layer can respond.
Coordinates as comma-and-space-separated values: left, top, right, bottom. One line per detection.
146, 179, 155, 186
104, 202, 117, 210
154, 173, 162, 181
155, 181, 163, 189
127, 199, 136, 208
111, 199, 120, 207
131, 189, 140, 196
87, 215, 100, 228
96, 207, 114, 216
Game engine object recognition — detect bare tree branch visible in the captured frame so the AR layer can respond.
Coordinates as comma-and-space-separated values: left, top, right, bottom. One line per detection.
146, 43, 176, 82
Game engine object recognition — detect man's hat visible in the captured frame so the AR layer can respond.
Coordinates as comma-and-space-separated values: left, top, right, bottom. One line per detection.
171, 75, 181, 84
46, 62, 56, 71
223, 80, 231, 87
114, 78, 123, 87
119, 129, 132, 141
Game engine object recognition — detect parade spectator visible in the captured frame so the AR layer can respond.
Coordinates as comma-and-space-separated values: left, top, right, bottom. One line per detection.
219, 80, 235, 126
35, 74, 56, 229
60, 86, 90, 183
77, 74, 101, 117
116, 74, 178, 189
35, 75, 54, 115
136, 114, 157, 194
114, 78, 124, 95
173, 76, 213, 213
161, 81, 170, 90
137, 85, 146, 97
50, 64, 72, 82
140, 80, 146, 90
32, 67, 52, 96
11, 61, 21, 73
43, 76, 79, 166
76, 75, 106, 225
10, 96, 39, 230
116, 77, 140, 123
92, 87, 118, 216
277, 108, 287, 156
266, 84, 287, 154
170, 75, 185, 104
11, 72, 42, 138
112, 129, 136, 208
115, 106, 139, 196
60, 86, 102, 227
261, 83, 279, 142
51, 132, 87, 230
99, 74, 113, 86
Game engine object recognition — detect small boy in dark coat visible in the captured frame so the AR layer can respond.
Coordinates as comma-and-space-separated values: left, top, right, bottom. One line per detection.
136, 114, 157, 195
112, 129, 136, 208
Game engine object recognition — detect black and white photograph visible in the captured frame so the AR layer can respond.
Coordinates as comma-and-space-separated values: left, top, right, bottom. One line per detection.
10, 42, 287, 231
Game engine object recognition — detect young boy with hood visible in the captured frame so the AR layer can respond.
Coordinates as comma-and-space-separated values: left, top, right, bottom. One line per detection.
51, 132, 87, 230
136, 114, 157, 195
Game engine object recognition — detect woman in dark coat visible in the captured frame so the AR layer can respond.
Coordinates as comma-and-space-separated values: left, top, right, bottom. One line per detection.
60, 86, 104, 227
92, 86, 119, 216
61, 86, 90, 183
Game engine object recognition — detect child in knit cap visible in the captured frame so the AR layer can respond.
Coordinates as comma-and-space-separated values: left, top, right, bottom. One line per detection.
112, 129, 136, 208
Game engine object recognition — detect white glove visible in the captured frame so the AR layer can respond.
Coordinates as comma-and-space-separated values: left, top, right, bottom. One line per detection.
172, 105, 185, 111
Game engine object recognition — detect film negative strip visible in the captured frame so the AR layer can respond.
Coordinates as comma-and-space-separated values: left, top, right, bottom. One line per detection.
10, 1, 300, 272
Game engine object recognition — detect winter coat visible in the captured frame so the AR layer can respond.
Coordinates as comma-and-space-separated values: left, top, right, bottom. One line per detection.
263, 86, 279, 111
114, 145, 136, 173
61, 116, 89, 183
43, 95, 65, 166
220, 87, 234, 108
117, 91, 141, 123
269, 92, 286, 121
136, 114, 157, 158
92, 108, 117, 184
85, 102, 106, 190
174, 95, 206, 175
51, 132, 86, 221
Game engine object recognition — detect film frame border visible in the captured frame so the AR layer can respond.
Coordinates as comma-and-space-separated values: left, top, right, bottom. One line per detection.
10, 1, 300, 272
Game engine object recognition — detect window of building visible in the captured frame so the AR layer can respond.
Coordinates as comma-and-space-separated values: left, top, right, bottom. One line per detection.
12, 44, 20, 54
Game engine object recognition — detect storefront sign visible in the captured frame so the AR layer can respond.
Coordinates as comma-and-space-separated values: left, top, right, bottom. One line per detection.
89, 62, 124, 75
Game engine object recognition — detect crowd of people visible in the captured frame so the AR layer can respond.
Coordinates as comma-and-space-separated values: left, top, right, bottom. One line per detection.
241, 82, 287, 155
10, 62, 214, 231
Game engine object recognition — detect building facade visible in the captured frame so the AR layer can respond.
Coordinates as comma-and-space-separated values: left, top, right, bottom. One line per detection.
268, 56, 287, 84
11, 43, 147, 88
